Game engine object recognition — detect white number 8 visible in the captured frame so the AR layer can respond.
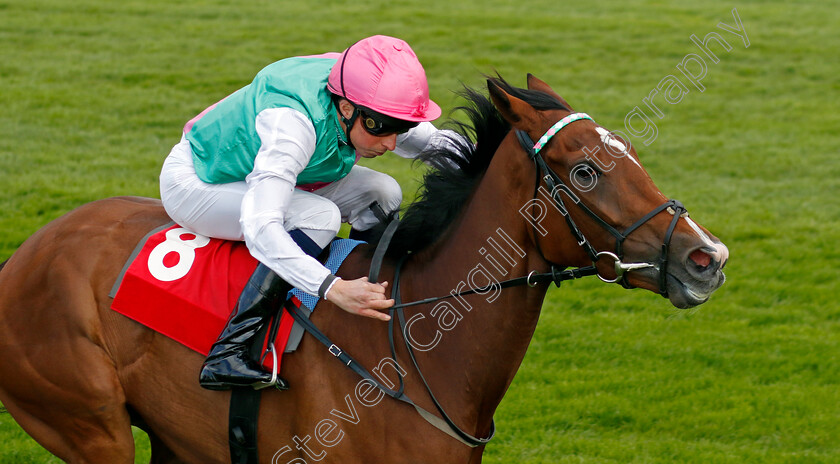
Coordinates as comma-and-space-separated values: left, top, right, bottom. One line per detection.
147, 227, 211, 282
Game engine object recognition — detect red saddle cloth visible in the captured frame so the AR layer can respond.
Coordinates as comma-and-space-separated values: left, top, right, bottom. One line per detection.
110, 224, 297, 372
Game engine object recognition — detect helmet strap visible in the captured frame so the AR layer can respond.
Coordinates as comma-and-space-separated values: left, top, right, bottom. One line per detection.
337, 103, 359, 149
334, 40, 361, 149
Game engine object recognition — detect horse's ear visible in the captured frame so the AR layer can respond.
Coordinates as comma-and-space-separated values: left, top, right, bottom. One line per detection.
487, 79, 540, 130
526, 73, 574, 111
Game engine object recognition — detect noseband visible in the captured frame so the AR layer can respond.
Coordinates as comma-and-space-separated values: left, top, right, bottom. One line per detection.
515, 113, 687, 296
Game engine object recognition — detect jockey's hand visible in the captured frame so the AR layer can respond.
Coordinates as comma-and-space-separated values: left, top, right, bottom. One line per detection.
325, 277, 393, 321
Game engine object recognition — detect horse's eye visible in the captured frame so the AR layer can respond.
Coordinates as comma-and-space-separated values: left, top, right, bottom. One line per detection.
572, 164, 600, 182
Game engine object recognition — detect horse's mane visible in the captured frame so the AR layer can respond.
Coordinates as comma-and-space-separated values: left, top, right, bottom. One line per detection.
386, 76, 568, 256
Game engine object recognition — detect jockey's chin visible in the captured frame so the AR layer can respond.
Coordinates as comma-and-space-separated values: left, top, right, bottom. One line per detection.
359, 150, 386, 159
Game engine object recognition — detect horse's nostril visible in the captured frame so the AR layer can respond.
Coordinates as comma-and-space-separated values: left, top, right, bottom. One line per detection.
689, 249, 712, 269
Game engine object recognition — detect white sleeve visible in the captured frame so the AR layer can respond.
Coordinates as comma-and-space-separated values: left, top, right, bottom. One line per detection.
240, 107, 332, 296
392, 122, 469, 159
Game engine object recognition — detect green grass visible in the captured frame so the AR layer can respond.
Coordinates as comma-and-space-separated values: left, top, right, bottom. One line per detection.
1, 0, 838, 462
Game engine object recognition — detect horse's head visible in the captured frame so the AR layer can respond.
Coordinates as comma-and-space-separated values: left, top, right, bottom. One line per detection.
488, 74, 728, 308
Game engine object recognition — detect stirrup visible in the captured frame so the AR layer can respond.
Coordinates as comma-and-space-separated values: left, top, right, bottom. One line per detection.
254, 343, 289, 391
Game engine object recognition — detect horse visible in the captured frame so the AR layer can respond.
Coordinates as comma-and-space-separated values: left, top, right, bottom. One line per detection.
0, 75, 728, 463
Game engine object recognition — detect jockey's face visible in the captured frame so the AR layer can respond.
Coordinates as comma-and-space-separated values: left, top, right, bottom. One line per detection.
350, 123, 398, 158
337, 99, 398, 158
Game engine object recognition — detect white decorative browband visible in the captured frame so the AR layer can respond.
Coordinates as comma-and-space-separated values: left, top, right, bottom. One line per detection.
532, 112, 593, 155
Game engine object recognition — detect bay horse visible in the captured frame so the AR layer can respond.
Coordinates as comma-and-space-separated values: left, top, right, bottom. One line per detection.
0, 75, 728, 463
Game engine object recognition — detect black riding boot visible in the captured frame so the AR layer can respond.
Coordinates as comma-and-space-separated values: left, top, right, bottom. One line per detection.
348, 201, 398, 245
348, 227, 381, 244
199, 264, 289, 390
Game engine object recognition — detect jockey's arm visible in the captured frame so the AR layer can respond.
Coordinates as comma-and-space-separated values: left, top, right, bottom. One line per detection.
393, 122, 469, 160
241, 108, 329, 295
241, 108, 392, 321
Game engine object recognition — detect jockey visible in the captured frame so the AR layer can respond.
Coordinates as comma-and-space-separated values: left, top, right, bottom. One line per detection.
159, 35, 454, 390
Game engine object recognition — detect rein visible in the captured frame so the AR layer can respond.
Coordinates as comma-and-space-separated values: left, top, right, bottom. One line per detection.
388, 264, 597, 310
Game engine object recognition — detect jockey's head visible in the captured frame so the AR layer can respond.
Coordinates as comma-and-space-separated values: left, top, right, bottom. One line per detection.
328, 35, 441, 139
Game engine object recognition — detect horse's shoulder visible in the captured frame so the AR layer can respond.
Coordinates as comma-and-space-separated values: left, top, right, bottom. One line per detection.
333, 242, 375, 280
334, 243, 405, 287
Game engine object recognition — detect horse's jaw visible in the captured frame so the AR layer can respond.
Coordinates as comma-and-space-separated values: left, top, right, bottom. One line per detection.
665, 269, 727, 309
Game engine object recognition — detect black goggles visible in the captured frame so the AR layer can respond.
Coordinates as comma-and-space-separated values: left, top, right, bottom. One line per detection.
356, 107, 418, 136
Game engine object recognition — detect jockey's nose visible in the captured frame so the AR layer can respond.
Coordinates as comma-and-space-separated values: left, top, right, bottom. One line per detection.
383, 133, 397, 151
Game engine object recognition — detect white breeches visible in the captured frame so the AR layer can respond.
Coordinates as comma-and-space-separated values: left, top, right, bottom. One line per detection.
159, 137, 402, 248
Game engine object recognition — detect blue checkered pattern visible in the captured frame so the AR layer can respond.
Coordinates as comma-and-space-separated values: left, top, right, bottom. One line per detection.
288, 238, 366, 310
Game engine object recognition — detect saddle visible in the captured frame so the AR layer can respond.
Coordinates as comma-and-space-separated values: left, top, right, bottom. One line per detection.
109, 223, 364, 375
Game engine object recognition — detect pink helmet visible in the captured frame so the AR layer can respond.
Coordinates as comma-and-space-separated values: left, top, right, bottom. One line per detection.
327, 35, 442, 122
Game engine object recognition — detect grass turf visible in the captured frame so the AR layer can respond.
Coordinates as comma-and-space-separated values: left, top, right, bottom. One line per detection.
1, 0, 838, 462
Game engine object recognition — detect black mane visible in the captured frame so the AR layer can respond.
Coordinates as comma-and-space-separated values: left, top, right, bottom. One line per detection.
386, 76, 568, 256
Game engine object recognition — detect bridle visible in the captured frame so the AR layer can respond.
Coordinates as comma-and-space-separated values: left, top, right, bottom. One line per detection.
283, 112, 692, 449
514, 112, 688, 296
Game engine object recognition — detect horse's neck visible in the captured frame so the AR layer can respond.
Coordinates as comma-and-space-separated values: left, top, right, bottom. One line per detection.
400, 140, 551, 425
